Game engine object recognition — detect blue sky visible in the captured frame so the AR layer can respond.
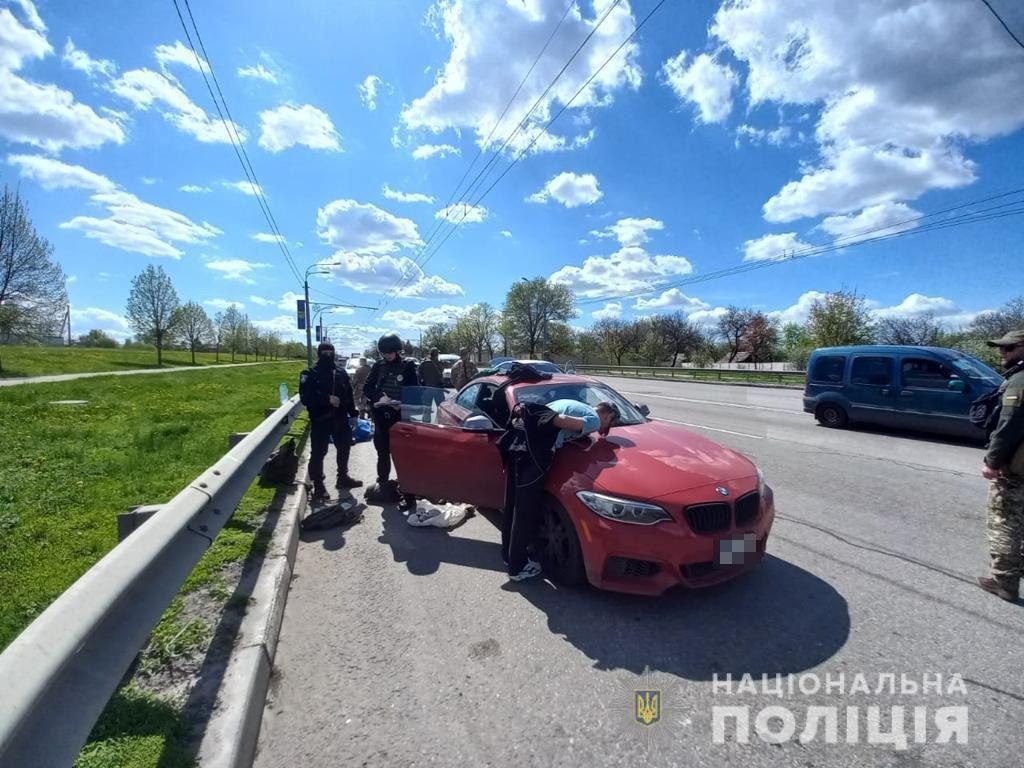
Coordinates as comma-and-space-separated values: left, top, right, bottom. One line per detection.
2, 0, 1023, 353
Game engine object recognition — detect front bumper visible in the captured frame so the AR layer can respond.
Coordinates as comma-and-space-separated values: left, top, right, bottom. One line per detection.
567, 483, 776, 596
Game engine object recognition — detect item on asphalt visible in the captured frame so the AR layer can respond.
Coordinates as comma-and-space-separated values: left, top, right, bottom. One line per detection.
301, 500, 362, 531
260, 438, 298, 484
406, 503, 468, 528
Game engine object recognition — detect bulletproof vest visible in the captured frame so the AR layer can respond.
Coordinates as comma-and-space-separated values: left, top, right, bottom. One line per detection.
378, 359, 406, 400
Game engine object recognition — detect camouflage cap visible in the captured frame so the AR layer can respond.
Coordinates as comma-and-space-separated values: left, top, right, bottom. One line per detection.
986, 329, 1024, 347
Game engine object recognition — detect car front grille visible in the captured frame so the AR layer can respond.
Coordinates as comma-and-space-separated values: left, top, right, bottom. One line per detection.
684, 502, 731, 534
734, 492, 760, 526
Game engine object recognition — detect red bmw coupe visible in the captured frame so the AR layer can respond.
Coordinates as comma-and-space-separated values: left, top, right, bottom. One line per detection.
390, 374, 775, 596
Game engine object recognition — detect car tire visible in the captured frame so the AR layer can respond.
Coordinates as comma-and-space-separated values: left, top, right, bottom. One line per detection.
535, 496, 586, 586
816, 403, 848, 428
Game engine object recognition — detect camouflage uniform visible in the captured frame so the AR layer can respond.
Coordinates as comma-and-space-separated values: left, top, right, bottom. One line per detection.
983, 344, 1024, 591
451, 357, 479, 390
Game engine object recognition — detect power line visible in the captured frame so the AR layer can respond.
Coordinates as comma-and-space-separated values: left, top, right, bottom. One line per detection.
978, 0, 1024, 51
408, 0, 669, 283
171, 0, 303, 286
380, 0, 626, 307
574, 188, 1024, 306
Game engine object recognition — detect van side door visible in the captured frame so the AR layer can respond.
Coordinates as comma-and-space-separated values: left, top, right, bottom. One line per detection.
847, 354, 898, 426
896, 354, 975, 437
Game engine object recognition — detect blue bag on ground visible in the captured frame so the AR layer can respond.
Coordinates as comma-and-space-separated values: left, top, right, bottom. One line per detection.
353, 418, 373, 443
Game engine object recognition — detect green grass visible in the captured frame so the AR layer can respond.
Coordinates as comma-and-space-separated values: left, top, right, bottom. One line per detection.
0, 344, 300, 378
0, 361, 303, 651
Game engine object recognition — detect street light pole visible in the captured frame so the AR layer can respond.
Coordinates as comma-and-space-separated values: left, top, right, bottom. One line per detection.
304, 275, 313, 368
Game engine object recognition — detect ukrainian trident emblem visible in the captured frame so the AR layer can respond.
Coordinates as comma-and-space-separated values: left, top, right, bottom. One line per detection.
635, 689, 661, 726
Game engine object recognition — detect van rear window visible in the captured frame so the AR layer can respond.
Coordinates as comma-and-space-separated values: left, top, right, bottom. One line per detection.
810, 355, 846, 383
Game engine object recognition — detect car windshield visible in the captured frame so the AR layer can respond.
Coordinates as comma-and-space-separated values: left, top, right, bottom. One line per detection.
512, 382, 646, 426
950, 353, 1002, 385
496, 360, 562, 373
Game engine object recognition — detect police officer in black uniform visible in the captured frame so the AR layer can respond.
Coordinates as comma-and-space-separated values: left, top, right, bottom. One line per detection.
364, 333, 418, 510
299, 341, 362, 503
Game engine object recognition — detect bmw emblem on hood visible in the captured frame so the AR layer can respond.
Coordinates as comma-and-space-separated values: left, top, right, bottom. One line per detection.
715, 486, 729, 497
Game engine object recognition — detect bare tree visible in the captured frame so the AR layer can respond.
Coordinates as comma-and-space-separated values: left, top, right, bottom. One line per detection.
173, 301, 214, 364
218, 305, 244, 361
718, 306, 755, 362
966, 297, 1024, 339
744, 312, 780, 365
0, 185, 67, 343
465, 302, 499, 360
653, 312, 701, 366
503, 278, 574, 357
876, 313, 941, 346
125, 265, 180, 366
593, 318, 643, 365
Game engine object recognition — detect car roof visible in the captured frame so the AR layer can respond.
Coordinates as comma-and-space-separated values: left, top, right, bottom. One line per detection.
470, 373, 598, 388
811, 345, 961, 356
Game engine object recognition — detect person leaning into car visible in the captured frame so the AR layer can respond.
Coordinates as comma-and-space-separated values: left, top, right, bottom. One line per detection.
501, 399, 620, 582
978, 329, 1024, 602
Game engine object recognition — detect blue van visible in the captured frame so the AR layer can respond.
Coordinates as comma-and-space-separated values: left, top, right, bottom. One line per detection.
803, 345, 1002, 439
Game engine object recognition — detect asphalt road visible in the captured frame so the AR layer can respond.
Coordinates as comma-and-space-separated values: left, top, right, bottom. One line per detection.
254, 376, 1024, 768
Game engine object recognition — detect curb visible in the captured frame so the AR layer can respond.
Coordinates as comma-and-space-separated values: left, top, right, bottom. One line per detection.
196, 436, 310, 768
593, 373, 803, 390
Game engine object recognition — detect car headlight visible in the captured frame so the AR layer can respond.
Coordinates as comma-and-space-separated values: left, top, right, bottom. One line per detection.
576, 491, 673, 526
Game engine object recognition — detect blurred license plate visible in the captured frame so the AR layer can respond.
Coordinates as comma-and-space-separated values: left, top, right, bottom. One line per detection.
717, 533, 757, 566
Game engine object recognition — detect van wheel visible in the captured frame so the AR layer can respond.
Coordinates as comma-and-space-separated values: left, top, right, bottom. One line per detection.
535, 497, 586, 586
816, 403, 848, 428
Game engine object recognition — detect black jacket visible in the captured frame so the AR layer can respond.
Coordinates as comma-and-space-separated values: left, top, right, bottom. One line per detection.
299, 360, 357, 421
365, 357, 418, 404
496, 402, 561, 473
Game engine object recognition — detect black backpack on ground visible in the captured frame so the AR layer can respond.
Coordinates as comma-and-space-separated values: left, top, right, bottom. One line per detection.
260, 438, 299, 485
969, 388, 1003, 435
300, 500, 363, 531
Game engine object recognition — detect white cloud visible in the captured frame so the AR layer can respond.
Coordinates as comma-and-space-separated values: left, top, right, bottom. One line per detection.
380, 304, 469, 331
550, 245, 693, 299
633, 288, 710, 313
320, 254, 464, 299
223, 180, 262, 196
111, 68, 244, 144
274, 290, 307, 311
706, 0, 1024, 222
382, 184, 434, 204
688, 307, 730, 328
662, 51, 737, 123
140, 177, 157, 185
154, 40, 209, 76
252, 232, 284, 243
203, 298, 245, 311
742, 232, 814, 263
237, 63, 277, 83
768, 291, 830, 326
819, 201, 921, 244
592, 217, 664, 247
0, 6, 124, 152
500, 230, 512, 238
66, 275, 77, 284
411, 143, 460, 160
434, 202, 488, 225
179, 184, 210, 193
527, 172, 603, 208
250, 295, 275, 307
205, 259, 272, 284
8, 154, 115, 192
62, 38, 115, 79
60, 190, 220, 259
736, 124, 792, 147
401, 0, 641, 155
871, 293, 958, 321
258, 103, 341, 152
592, 302, 622, 321
358, 75, 391, 111
71, 306, 131, 340
316, 199, 422, 254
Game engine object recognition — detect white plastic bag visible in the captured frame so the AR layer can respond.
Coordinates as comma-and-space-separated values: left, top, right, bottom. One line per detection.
407, 502, 468, 528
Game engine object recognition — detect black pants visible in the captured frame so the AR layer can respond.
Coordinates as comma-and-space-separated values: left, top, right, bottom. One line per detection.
309, 417, 352, 491
501, 455, 547, 575
372, 410, 416, 504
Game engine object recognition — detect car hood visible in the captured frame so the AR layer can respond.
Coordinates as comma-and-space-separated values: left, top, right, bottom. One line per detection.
558, 420, 757, 499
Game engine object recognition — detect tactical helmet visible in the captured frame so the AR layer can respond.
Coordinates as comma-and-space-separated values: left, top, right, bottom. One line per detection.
317, 341, 335, 354
377, 333, 403, 354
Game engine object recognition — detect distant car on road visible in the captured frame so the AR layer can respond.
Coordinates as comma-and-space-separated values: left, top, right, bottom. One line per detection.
803, 345, 1000, 439
471, 358, 564, 380
438, 354, 461, 388
391, 373, 775, 595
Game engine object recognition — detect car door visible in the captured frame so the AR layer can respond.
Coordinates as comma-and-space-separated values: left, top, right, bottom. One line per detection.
847, 354, 898, 426
390, 384, 506, 509
896, 354, 974, 436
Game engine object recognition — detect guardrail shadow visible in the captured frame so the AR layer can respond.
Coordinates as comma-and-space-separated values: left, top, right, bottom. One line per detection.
510, 555, 850, 681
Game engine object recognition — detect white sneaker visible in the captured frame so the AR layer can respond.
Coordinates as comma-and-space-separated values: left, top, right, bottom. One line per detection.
509, 559, 543, 582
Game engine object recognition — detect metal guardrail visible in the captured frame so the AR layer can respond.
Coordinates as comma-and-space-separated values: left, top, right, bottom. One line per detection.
573, 364, 806, 386
0, 395, 304, 768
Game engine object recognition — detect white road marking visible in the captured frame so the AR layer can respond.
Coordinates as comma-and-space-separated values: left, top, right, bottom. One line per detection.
620, 390, 801, 414
654, 417, 765, 440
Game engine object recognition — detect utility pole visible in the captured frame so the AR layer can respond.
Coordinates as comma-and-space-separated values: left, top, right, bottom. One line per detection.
304, 277, 313, 368
303, 261, 378, 367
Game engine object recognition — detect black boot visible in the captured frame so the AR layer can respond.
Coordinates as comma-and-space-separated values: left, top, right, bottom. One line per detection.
336, 475, 363, 489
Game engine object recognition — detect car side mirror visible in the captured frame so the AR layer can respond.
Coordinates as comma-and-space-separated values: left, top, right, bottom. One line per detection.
463, 414, 495, 431
636, 402, 651, 417
948, 379, 966, 393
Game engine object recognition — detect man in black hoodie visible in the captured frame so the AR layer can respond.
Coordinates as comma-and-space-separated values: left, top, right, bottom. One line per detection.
364, 333, 419, 509
299, 341, 362, 503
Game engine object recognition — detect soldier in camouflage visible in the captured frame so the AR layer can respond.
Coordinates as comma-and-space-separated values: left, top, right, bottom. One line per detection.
978, 329, 1024, 601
